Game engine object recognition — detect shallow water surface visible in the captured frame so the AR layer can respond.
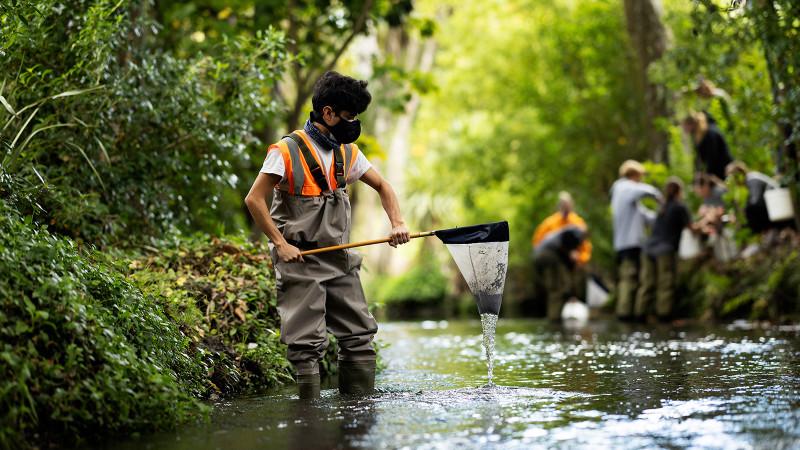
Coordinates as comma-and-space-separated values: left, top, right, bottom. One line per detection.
103, 319, 800, 449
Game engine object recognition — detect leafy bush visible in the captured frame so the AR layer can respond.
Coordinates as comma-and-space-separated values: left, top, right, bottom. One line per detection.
674, 246, 800, 321
124, 235, 342, 390
0, 200, 208, 449
0, 201, 348, 448
0, 0, 287, 247
124, 235, 293, 392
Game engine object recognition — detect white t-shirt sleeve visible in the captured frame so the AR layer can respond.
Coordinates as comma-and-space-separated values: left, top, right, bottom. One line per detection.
260, 148, 285, 180
347, 149, 372, 184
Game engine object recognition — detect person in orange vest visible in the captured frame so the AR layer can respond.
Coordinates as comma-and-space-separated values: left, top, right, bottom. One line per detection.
245, 71, 410, 398
531, 192, 592, 320
532, 191, 592, 264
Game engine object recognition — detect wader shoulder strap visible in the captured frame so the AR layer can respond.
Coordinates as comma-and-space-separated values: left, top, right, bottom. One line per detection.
286, 132, 330, 193
280, 137, 305, 195
334, 144, 346, 188
342, 144, 353, 185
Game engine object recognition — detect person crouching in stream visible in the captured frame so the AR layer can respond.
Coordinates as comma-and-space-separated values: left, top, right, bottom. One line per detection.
533, 225, 589, 321
245, 71, 410, 399
634, 178, 693, 322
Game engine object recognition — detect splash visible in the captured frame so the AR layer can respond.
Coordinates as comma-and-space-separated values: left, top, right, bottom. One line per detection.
480, 313, 498, 387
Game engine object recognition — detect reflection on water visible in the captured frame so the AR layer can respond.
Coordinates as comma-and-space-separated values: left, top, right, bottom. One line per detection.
99, 319, 800, 450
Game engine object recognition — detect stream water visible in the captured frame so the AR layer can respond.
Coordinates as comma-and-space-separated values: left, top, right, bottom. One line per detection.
480, 313, 498, 386
97, 319, 800, 450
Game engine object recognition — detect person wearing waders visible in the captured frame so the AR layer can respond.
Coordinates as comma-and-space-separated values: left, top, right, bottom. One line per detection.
245, 71, 410, 398
531, 192, 592, 320
533, 225, 588, 321
634, 178, 692, 321
610, 160, 662, 321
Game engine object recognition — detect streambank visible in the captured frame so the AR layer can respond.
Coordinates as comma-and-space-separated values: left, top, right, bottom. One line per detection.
0, 200, 340, 449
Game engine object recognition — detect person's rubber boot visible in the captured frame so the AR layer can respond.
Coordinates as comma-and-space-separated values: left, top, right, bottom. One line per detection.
297, 373, 320, 399
338, 360, 376, 396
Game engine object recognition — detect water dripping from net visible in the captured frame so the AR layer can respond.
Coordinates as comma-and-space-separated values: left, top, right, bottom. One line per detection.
480, 313, 498, 387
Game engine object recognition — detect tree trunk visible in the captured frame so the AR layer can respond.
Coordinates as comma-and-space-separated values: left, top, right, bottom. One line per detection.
623, 0, 671, 164
351, 26, 437, 276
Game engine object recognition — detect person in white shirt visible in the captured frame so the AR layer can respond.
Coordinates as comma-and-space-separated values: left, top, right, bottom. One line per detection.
610, 160, 662, 320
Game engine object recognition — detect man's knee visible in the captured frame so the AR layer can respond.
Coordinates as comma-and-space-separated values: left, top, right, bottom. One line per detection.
287, 340, 329, 375
336, 330, 377, 361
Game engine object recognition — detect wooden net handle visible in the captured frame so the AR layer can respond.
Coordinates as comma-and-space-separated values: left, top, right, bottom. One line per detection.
299, 231, 435, 256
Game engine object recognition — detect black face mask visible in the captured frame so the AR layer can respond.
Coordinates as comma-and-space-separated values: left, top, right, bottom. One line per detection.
327, 114, 361, 144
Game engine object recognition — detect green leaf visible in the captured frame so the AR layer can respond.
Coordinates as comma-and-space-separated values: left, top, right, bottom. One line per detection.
65, 141, 106, 191
0, 94, 15, 115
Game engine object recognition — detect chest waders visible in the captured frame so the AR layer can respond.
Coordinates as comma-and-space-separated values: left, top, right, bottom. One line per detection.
269, 131, 377, 397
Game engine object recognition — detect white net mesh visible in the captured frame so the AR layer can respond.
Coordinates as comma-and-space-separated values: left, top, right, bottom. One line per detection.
444, 241, 508, 315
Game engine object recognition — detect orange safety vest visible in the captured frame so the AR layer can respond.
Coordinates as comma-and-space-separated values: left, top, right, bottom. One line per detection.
267, 129, 359, 196
532, 211, 593, 264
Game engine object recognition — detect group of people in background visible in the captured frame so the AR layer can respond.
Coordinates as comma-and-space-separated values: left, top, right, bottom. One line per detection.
532, 103, 796, 323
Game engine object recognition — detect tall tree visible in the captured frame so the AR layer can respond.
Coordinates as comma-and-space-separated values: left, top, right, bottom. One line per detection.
351, 12, 438, 275
623, 0, 672, 164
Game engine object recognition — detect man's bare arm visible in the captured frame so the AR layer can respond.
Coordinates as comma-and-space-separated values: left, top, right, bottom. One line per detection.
359, 168, 410, 247
244, 173, 303, 262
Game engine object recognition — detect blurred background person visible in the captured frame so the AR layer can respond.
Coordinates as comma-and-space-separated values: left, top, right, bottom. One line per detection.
610, 160, 662, 321
533, 225, 588, 321
635, 178, 692, 322
692, 173, 727, 237
532, 191, 592, 266
682, 111, 733, 181
726, 161, 781, 235
531, 192, 591, 320
693, 173, 739, 261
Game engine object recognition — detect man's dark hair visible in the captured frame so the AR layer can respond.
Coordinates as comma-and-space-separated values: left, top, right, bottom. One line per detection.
311, 71, 372, 115
664, 176, 684, 203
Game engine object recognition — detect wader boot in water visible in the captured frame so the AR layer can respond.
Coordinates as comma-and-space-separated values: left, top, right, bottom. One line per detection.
297, 373, 321, 399
269, 131, 378, 399
634, 252, 676, 320
338, 360, 376, 396
534, 248, 570, 321
615, 248, 640, 320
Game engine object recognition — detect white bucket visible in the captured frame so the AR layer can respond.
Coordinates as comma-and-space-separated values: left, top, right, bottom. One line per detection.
586, 277, 609, 308
712, 228, 738, 262
678, 229, 701, 260
561, 299, 589, 324
765, 188, 795, 222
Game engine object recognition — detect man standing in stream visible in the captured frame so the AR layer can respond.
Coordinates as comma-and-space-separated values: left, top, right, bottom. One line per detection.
245, 71, 410, 398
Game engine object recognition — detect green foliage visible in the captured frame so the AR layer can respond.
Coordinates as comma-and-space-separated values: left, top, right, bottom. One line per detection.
0, 199, 208, 448
678, 248, 800, 320
0, 0, 288, 247
413, 0, 649, 273
124, 235, 296, 392
654, 0, 792, 175
373, 259, 448, 305
0, 201, 346, 447
409, 0, 797, 305
642, 161, 671, 190
155, 0, 415, 128
125, 235, 341, 389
